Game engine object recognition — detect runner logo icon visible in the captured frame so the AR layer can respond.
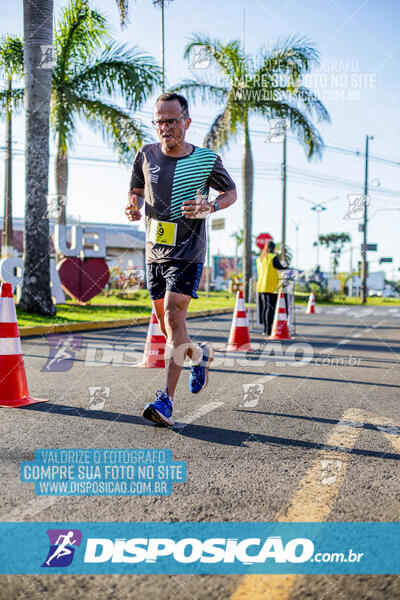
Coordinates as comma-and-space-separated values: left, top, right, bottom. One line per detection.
42, 529, 82, 568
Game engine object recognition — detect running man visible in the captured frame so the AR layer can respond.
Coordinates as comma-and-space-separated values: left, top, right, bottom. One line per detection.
126, 92, 236, 427
46, 531, 77, 566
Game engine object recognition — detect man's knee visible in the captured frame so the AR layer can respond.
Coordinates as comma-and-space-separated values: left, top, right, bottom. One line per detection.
164, 306, 184, 332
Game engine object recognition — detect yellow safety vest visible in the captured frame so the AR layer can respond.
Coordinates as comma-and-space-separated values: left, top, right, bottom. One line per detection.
256, 253, 279, 293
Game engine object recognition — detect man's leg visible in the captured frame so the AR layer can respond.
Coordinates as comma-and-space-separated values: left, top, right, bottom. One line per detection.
267, 293, 278, 335
152, 297, 167, 337
163, 291, 200, 398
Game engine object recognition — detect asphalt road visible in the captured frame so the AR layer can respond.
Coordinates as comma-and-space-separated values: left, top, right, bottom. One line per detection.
0, 304, 399, 599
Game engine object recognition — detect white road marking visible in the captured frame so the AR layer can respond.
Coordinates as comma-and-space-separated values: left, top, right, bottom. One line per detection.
254, 374, 283, 385
174, 401, 224, 430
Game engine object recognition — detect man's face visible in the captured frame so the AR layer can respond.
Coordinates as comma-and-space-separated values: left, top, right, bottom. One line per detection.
153, 99, 191, 150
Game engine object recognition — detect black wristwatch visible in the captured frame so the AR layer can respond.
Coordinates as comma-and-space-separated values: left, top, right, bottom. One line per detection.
212, 201, 219, 212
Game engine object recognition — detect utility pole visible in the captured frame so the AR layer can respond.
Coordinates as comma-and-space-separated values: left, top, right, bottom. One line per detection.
161, 0, 165, 91
361, 135, 373, 304
281, 124, 287, 263
206, 216, 210, 297
154, 0, 170, 91
2, 78, 14, 258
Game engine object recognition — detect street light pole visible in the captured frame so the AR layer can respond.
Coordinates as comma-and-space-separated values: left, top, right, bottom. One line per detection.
311, 205, 326, 269
281, 124, 287, 262
361, 134, 373, 304
299, 195, 339, 271
292, 220, 300, 267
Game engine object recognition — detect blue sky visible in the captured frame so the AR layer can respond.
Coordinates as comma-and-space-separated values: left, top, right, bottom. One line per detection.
1, 0, 400, 277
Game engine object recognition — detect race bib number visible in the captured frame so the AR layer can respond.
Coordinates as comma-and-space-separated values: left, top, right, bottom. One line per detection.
148, 219, 177, 246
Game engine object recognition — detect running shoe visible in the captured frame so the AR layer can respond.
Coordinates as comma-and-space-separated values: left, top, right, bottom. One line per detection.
188, 342, 214, 394
142, 389, 174, 427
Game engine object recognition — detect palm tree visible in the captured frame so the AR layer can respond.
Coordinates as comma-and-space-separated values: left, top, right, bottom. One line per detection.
314, 232, 351, 274
19, 0, 55, 315
175, 34, 330, 300
0, 35, 24, 258
52, 0, 161, 224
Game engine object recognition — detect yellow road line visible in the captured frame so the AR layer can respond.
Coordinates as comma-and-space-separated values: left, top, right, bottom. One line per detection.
231, 408, 370, 600
354, 410, 400, 453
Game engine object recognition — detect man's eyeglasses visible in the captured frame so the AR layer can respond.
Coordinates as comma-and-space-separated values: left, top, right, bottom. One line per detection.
151, 116, 186, 129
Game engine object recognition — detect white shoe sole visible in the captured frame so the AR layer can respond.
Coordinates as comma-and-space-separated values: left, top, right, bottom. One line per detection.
200, 342, 214, 392
142, 405, 174, 427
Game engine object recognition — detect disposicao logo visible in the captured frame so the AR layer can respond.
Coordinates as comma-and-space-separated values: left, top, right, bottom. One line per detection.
83, 536, 314, 565
42, 529, 82, 567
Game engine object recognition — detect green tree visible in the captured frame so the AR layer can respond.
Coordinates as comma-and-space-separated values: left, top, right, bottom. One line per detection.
52, 0, 161, 224
9, 1, 161, 226
0, 35, 24, 258
315, 232, 351, 274
335, 271, 358, 296
174, 34, 329, 299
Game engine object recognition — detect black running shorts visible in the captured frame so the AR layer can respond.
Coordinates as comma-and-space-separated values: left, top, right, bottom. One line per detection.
146, 260, 204, 300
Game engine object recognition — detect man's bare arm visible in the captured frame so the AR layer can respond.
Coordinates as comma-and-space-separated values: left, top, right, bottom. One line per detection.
212, 187, 237, 211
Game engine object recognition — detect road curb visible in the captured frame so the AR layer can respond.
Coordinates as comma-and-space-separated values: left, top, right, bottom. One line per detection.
19, 307, 235, 338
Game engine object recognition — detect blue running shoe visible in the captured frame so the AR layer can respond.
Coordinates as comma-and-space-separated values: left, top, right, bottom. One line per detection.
142, 389, 174, 427
188, 342, 214, 394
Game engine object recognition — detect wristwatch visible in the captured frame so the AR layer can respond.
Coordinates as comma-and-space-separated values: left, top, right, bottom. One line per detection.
212, 201, 219, 213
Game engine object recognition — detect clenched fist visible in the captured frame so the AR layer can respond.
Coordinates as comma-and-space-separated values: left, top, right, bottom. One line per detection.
181, 188, 213, 219
125, 194, 142, 222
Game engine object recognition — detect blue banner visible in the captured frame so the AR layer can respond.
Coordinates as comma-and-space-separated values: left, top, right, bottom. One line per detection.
0, 522, 399, 574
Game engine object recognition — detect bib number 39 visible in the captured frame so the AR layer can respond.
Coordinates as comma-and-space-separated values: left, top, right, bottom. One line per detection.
149, 219, 177, 246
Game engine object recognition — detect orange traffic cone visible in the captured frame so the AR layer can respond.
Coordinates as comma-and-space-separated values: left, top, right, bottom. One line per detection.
306, 292, 316, 314
0, 282, 47, 407
136, 310, 166, 368
270, 291, 291, 340
226, 290, 254, 351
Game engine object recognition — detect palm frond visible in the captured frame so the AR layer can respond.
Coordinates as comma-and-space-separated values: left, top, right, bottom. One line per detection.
115, 0, 129, 27
0, 35, 24, 78
272, 35, 320, 73
69, 42, 161, 109
54, 0, 107, 79
72, 95, 151, 161
0, 87, 24, 112
171, 79, 229, 105
184, 34, 246, 79
50, 87, 77, 150
203, 105, 239, 152
253, 99, 325, 159
253, 36, 320, 87
288, 86, 330, 123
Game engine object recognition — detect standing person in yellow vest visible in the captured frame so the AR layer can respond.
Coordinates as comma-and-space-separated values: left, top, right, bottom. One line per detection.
256, 241, 287, 338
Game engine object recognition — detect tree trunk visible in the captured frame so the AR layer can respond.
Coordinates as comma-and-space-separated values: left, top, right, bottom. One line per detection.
2, 78, 14, 258
18, 0, 55, 315
55, 135, 68, 226
242, 117, 253, 302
